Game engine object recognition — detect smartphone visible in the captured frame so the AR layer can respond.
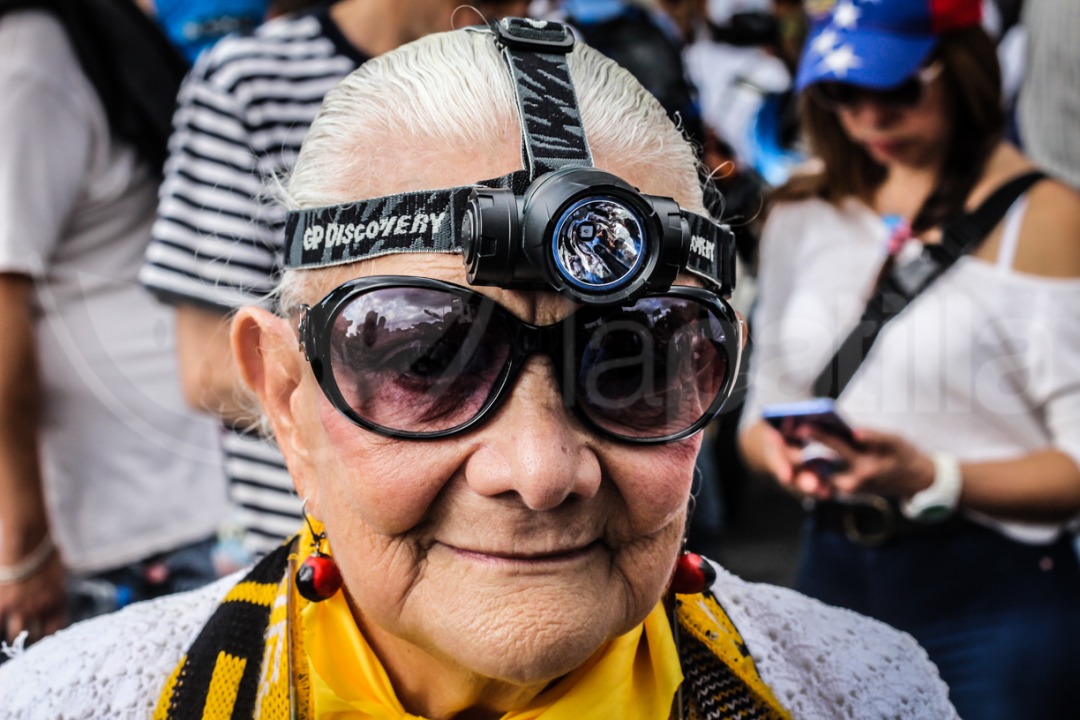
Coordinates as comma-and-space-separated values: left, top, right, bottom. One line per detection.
761, 398, 858, 446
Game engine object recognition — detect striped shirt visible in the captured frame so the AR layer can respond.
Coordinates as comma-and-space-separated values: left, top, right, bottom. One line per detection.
141, 8, 366, 558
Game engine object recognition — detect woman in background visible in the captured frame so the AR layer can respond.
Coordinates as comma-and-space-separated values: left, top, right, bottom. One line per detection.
740, 1, 1080, 718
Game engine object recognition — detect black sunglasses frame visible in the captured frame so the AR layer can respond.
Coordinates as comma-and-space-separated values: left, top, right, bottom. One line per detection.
297, 276, 742, 445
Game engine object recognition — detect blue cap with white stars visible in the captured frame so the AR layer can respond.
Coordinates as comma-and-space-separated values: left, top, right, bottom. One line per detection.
795, 0, 982, 92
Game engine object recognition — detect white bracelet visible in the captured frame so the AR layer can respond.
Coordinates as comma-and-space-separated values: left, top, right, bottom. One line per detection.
901, 452, 963, 523
0, 535, 56, 584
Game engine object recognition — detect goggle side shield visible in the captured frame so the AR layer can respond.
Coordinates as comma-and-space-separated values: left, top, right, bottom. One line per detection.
299, 277, 741, 444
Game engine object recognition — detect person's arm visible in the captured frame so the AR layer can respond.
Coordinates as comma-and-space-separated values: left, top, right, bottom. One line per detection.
0, 275, 66, 644
957, 451, 1080, 521
795, 428, 1080, 522
0, 23, 104, 643
175, 304, 260, 427
929, 177, 1080, 521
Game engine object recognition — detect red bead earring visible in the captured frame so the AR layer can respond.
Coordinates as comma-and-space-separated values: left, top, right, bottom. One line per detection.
670, 551, 716, 595
295, 503, 342, 602
670, 483, 716, 596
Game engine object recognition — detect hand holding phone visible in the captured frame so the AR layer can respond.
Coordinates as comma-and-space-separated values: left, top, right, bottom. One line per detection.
761, 398, 858, 447
761, 399, 857, 489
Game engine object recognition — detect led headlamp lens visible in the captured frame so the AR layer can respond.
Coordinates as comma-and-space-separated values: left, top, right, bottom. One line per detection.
552, 197, 646, 291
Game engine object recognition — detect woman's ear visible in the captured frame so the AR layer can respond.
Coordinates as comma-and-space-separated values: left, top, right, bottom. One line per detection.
231, 307, 314, 490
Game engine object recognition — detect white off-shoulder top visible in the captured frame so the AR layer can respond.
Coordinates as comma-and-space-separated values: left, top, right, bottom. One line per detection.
743, 195, 1080, 543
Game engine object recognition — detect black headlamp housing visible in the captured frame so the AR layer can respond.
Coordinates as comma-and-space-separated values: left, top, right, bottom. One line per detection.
463, 167, 688, 305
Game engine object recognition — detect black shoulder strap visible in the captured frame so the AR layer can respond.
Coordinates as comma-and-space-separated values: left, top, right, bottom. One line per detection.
812, 171, 1046, 399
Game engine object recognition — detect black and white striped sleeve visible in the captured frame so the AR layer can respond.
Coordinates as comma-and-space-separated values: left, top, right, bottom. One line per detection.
141, 52, 282, 311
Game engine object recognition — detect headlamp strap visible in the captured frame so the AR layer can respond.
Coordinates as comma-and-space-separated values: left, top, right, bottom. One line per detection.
685, 213, 737, 296
284, 185, 735, 295
284, 187, 471, 270
488, 18, 592, 185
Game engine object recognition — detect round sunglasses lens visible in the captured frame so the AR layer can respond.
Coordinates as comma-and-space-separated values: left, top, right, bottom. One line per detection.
574, 297, 731, 439
327, 287, 510, 434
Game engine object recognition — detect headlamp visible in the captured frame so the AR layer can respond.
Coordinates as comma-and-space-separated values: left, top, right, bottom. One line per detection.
464, 167, 689, 304
283, 18, 736, 304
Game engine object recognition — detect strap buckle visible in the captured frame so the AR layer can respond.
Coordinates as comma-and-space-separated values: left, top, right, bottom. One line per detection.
490, 17, 574, 54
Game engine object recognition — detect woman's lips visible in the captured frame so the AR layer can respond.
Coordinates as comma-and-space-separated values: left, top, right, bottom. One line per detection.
866, 138, 908, 158
440, 540, 603, 565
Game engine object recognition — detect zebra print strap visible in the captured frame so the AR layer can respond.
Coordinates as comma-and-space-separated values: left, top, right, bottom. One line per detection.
489, 17, 593, 181
284, 186, 471, 271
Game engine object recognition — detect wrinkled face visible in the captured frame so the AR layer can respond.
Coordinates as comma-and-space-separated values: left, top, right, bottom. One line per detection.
833, 64, 952, 170
278, 140, 702, 685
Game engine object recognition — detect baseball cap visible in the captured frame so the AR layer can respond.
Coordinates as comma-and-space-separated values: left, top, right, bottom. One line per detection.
795, 0, 982, 92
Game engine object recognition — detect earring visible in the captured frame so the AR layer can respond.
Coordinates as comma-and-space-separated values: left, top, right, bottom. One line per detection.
295, 503, 342, 602
671, 551, 716, 595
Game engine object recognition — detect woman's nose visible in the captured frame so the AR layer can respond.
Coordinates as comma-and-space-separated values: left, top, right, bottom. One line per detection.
463, 360, 602, 511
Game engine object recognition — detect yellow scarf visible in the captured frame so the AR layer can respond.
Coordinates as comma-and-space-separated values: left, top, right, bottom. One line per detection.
304, 590, 683, 719
154, 529, 791, 720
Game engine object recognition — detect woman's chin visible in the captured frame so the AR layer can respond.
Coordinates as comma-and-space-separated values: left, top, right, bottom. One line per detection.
406, 560, 655, 686
430, 592, 623, 685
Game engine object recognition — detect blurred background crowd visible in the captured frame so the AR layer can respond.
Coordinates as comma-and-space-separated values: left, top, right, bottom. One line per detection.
1, 0, 1078, 715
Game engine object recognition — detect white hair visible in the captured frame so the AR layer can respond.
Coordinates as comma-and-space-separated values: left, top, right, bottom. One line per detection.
276, 26, 704, 309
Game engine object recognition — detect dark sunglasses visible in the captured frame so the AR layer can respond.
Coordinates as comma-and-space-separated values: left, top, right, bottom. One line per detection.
296, 276, 742, 444
809, 61, 943, 112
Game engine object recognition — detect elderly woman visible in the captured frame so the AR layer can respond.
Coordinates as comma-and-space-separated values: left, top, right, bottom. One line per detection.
0, 20, 955, 719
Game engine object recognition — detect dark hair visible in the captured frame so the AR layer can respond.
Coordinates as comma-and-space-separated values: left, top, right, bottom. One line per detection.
772, 25, 1004, 234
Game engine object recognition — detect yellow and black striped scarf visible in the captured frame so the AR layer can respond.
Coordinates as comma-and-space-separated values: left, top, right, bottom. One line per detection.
154, 540, 789, 720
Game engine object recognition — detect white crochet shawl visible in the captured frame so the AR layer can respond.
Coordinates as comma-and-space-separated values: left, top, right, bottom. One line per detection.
0, 562, 957, 719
